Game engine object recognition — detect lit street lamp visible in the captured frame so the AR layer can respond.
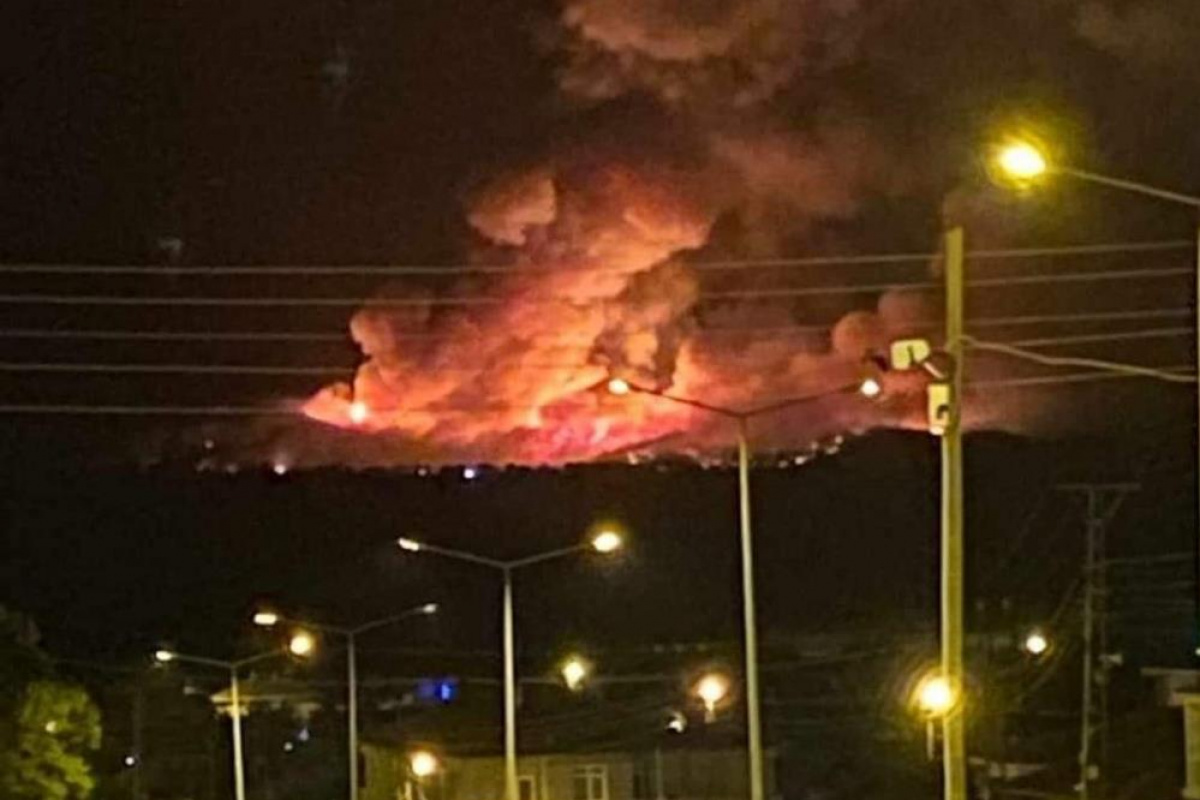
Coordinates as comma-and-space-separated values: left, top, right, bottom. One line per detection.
993, 138, 1200, 576
560, 656, 591, 692
410, 749, 440, 779
254, 602, 438, 800
915, 673, 958, 718
396, 528, 623, 800
1023, 630, 1050, 657
605, 377, 866, 800
153, 645, 312, 800
695, 672, 731, 722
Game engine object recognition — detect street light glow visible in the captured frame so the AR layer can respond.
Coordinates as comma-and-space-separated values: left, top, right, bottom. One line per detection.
253, 611, 279, 628
915, 673, 957, 717
154, 650, 175, 663
1024, 630, 1050, 656
397, 537, 423, 552
421, 603, 439, 615
348, 401, 370, 425
859, 376, 882, 398
606, 377, 631, 396
410, 750, 440, 778
591, 530, 623, 554
561, 656, 590, 691
695, 672, 731, 714
288, 631, 316, 657
996, 142, 1048, 181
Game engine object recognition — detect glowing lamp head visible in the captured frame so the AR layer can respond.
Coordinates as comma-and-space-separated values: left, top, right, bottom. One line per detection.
1024, 630, 1050, 656
253, 611, 280, 628
997, 142, 1048, 181
859, 377, 883, 399
348, 401, 370, 425
154, 650, 175, 664
409, 750, 440, 779
561, 656, 590, 691
591, 530, 623, 554
288, 631, 316, 658
915, 673, 957, 718
606, 377, 632, 396
421, 603, 439, 615
397, 537, 423, 553
695, 673, 730, 711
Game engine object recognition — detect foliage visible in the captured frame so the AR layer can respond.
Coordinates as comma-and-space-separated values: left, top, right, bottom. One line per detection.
0, 608, 102, 800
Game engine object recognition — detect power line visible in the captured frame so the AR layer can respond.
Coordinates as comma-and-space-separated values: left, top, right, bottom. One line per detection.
965, 337, 1197, 384
0, 239, 1188, 277
967, 365, 1196, 389
0, 266, 1191, 308
0, 362, 353, 377
0, 309, 1192, 346
1001, 328, 1191, 348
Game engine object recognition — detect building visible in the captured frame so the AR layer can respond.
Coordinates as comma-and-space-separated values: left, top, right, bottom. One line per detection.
362, 744, 773, 800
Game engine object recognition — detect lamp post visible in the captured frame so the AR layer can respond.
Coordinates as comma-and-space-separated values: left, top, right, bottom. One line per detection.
153, 646, 309, 800
254, 602, 439, 800
606, 378, 870, 800
396, 529, 624, 800
994, 141, 1200, 799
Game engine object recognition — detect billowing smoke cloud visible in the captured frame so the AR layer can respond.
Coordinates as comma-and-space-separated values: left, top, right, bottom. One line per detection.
557, 0, 863, 106
1074, 1, 1200, 72
299, 140, 928, 464
290, 0, 1042, 466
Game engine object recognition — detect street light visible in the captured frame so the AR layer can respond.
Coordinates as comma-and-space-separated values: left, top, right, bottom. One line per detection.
992, 138, 1200, 511
591, 530, 622, 554
410, 750, 440, 779
152, 645, 311, 800
396, 531, 623, 800
915, 673, 958, 718
605, 377, 861, 800
1023, 630, 1050, 657
995, 141, 1048, 182
288, 631, 316, 657
561, 656, 591, 691
993, 145, 1200, 797
253, 602, 438, 800
695, 672, 731, 722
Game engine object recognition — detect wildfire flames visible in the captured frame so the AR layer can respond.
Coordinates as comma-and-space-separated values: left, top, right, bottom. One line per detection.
300, 158, 933, 465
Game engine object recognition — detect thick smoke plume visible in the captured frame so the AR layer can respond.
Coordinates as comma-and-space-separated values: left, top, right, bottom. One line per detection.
295, 0, 938, 465
291, 0, 1190, 465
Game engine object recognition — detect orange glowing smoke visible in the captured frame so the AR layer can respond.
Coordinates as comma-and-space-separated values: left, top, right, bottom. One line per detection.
301, 158, 931, 465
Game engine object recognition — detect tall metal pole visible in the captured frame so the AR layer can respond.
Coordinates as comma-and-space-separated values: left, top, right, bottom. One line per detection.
942, 227, 967, 800
503, 568, 519, 800
1079, 490, 1099, 800
737, 417, 765, 800
131, 682, 145, 800
230, 668, 246, 800
348, 633, 359, 800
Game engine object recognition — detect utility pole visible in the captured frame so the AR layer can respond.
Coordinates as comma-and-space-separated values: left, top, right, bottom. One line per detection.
131, 681, 145, 800
1058, 483, 1137, 800
942, 226, 967, 800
